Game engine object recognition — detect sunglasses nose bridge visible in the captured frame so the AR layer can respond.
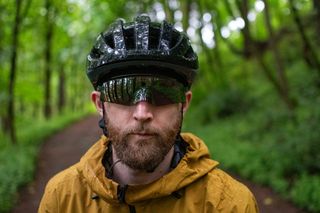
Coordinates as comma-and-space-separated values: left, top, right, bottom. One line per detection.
132, 86, 153, 105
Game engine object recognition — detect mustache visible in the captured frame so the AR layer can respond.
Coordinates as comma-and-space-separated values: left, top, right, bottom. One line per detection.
124, 124, 158, 135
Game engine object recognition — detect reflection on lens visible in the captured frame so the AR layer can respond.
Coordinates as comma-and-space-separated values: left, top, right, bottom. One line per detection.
99, 76, 187, 106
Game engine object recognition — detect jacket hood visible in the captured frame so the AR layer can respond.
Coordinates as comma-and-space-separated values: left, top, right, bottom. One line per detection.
77, 133, 219, 205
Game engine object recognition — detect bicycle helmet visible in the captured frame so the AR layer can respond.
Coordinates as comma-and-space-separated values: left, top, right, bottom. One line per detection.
86, 14, 198, 89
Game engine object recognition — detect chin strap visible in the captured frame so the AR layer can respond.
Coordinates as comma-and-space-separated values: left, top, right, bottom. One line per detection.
177, 104, 184, 135
98, 103, 108, 136
170, 135, 188, 168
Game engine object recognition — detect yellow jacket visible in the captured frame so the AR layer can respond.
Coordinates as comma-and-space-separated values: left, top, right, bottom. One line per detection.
39, 133, 259, 213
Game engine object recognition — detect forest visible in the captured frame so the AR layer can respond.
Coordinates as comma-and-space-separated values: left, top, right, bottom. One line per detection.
0, 0, 319, 212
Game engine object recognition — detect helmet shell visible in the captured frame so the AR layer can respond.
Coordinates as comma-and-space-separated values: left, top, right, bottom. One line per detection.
87, 15, 198, 89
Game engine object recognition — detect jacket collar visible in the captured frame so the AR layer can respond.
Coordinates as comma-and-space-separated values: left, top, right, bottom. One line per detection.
78, 133, 219, 205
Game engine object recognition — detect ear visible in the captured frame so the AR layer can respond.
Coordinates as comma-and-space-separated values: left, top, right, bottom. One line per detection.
182, 91, 192, 115
91, 91, 104, 116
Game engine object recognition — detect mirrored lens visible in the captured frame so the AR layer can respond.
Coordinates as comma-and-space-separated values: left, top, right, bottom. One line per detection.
98, 76, 187, 106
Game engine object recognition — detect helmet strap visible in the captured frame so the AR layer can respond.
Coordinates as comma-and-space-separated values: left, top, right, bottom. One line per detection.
98, 103, 109, 136
177, 104, 184, 136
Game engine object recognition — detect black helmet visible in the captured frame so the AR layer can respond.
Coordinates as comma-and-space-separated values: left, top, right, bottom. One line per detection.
86, 14, 198, 89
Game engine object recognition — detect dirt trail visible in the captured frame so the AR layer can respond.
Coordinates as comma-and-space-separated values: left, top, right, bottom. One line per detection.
12, 115, 306, 213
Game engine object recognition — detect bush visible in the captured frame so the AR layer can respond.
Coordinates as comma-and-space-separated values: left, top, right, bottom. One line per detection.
290, 174, 320, 212
185, 86, 254, 126
0, 146, 36, 212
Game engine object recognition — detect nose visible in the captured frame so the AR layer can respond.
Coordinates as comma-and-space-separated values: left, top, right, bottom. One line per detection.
133, 101, 153, 122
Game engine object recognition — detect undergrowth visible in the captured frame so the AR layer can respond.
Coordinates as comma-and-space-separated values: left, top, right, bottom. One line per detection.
184, 102, 320, 212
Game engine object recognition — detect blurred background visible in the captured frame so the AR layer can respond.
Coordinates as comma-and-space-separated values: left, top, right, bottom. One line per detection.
0, 0, 319, 212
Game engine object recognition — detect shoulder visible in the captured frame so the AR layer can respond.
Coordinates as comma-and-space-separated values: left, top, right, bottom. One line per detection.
42, 137, 108, 195
38, 164, 83, 212
204, 168, 259, 212
44, 163, 85, 195
40, 162, 91, 204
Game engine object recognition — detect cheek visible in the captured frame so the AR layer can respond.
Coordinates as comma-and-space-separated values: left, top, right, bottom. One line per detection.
154, 105, 181, 126
105, 103, 133, 125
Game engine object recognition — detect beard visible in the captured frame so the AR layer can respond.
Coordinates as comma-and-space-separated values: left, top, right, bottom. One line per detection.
105, 112, 182, 172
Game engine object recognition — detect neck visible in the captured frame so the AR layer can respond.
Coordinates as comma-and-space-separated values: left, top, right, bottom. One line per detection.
111, 147, 174, 185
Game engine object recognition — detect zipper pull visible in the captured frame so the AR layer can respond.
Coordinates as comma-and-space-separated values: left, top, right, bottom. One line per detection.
117, 184, 128, 203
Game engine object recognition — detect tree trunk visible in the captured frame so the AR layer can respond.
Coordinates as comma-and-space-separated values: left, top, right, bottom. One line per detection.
0, 3, 5, 133
160, 0, 174, 23
256, 56, 283, 97
197, 0, 223, 86
44, 0, 54, 119
58, 66, 66, 113
6, 0, 23, 144
313, 0, 320, 38
181, 0, 191, 32
0, 3, 5, 57
221, 0, 251, 57
262, 0, 295, 110
223, 0, 236, 19
203, 0, 223, 73
235, 0, 254, 58
138, 0, 154, 14
288, 0, 320, 75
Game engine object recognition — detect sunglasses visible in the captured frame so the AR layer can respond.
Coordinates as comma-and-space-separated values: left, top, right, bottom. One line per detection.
97, 76, 187, 106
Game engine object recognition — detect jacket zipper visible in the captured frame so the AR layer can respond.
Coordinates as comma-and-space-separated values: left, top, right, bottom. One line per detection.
118, 185, 136, 213
128, 204, 136, 213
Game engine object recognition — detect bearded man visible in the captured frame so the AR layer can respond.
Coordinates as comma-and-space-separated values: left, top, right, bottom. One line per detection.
39, 15, 259, 213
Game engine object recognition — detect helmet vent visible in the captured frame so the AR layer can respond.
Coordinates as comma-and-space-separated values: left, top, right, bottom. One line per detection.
149, 26, 161, 50
123, 28, 135, 50
184, 47, 196, 60
90, 47, 101, 58
170, 31, 180, 49
104, 33, 115, 49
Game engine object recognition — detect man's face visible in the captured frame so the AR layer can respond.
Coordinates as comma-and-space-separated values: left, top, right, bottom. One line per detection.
104, 101, 182, 172
91, 75, 192, 172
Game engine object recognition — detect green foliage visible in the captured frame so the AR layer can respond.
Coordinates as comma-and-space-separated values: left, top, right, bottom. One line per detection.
290, 174, 320, 212
185, 101, 320, 212
0, 110, 92, 213
0, 145, 36, 212
185, 87, 254, 126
